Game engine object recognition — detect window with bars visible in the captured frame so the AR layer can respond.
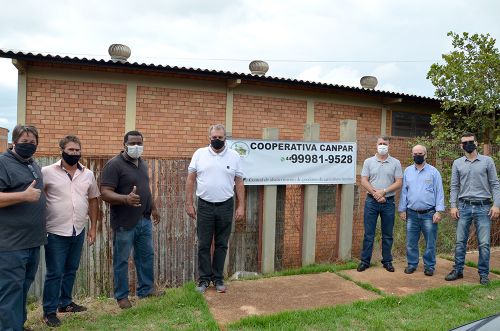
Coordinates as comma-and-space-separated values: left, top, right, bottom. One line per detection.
392, 111, 432, 137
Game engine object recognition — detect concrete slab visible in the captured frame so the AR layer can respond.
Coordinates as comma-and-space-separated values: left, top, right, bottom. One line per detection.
341, 258, 500, 296
204, 272, 380, 325
466, 248, 500, 270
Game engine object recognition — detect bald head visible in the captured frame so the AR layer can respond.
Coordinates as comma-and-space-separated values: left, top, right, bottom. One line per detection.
412, 145, 427, 155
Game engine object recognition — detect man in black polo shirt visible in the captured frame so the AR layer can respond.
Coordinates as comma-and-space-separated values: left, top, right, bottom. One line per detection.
0, 124, 46, 331
100, 130, 161, 309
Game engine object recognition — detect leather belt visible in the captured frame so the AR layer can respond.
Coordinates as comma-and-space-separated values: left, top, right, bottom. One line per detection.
460, 199, 491, 206
408, 208, 435, 214
198, 197, 233, 206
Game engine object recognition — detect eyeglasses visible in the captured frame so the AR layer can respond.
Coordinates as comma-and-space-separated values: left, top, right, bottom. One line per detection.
27, 164, 39, 179
211, 136, 225, 140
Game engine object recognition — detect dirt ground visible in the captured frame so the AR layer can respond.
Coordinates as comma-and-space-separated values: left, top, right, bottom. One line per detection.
205, 251, 500, 326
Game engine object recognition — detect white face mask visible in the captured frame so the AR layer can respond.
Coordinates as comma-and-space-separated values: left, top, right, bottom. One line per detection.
377, 145, 389, 155
126, 145, 144, 159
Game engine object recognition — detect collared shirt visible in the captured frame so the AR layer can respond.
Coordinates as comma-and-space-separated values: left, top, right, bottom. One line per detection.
42, 160, 100, 236
398, 163, 445, 212
0, 150, 47, 251
188, 145, 243, 202
361, 154, 403, 197
450, 154, 500, 208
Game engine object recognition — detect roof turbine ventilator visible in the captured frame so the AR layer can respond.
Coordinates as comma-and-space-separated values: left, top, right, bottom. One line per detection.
108, 44, 131, 63
249, 60, 269, 76
360, 76, 378, 89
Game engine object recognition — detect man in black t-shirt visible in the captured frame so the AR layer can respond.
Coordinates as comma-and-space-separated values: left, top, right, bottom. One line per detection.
100, 130, 161, 309
0, 124, 46, 331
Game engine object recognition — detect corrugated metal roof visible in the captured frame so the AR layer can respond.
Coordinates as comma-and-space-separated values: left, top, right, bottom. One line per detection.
0, 49, 439, 103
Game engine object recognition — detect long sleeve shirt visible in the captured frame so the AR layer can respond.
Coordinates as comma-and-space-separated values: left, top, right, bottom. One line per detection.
398, 163, 445, 212
450, 154, 500, 208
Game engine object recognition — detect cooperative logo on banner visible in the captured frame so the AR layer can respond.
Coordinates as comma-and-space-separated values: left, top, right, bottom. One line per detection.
230, 141, 250, 158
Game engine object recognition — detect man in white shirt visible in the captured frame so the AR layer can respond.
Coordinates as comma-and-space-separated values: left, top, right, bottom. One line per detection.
42, 135, 99, 327
185, 124, 245, 294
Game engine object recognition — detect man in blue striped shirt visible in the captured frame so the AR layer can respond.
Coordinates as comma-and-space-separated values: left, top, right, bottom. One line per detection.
398, 145, 445, 276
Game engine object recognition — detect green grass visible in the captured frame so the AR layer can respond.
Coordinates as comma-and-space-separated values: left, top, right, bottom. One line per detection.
227, 281, 500, 331
27, 283, 218, 331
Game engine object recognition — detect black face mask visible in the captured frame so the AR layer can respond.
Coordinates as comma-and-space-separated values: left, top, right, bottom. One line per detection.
413, 155, 425, 165
211, 138, 225, 150
14, 143, 37, 159
62, 152, 81, 166
462, 141, 476, 153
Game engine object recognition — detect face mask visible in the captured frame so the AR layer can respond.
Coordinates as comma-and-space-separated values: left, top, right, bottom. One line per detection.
211, 139, 225, 150
14, 143, 37, 159
413, 155, 425, 165
462, 141, 476, 153
62, 152, 81, 166
377, 145, 388, 155
126, 145, 144, 159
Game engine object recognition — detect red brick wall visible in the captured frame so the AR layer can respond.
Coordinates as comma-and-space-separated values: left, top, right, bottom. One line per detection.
232, 94, 307, 140
26, 78, 126, 155
136, 86, 226, 158
0, 127, 8, 152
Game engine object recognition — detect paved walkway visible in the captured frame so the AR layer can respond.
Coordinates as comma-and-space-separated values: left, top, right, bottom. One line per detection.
205, 251, 500, 326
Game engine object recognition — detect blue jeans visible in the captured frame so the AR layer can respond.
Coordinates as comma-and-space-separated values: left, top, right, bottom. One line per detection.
454, 202, 491, 277
406, 210, 438, 270
360, 195, 395, 265
43, 230, 85, 315
113, 218, 154, 300
0, 247, 40, 331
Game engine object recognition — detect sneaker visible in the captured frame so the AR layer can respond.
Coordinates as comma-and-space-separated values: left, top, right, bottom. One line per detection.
383, 263, 395, 272
215, 281, 227, 293
43, 313, 61, 327
424, 269, 434, 276
196, 281, 209, 293
141, 290, 165, 298
357, 263, 369, 272
117, 297, 132, 309
404, 266, 416, 274
480, 276, 490, 285
58, 302, 87, 313
445, 270, 463, 281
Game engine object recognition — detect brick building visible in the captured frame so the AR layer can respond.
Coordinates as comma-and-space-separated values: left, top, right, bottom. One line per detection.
0, 48, 441, 272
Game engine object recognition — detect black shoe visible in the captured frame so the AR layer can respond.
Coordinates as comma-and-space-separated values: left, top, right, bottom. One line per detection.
43, 313, 61, 327
445, 270, 463, 281
383, 263, 395, 272
58, 302, 87, 313
357, 263, 369, 272
424, 268, 434, 276
404, 266, 416, 274
480, 276, 490, 285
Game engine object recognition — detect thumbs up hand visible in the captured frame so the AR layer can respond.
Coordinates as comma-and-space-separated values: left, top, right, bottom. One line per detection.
125, 185, 141, 207
24, 180, 41, 202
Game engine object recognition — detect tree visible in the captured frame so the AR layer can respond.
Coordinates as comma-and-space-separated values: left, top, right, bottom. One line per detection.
427, 32, 500, 145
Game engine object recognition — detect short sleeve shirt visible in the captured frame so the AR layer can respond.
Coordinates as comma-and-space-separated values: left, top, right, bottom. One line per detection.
100, 152, 152, 230
188, 145, 243, 202
0, 150, 47, 251
43, 160, 100, 236
361, 155, 403, 197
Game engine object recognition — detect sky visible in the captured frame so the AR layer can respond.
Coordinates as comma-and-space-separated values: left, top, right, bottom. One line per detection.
0, 0, 499, 138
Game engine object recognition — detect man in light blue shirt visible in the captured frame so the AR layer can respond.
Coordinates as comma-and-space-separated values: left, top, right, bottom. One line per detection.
398, 145, 445, 276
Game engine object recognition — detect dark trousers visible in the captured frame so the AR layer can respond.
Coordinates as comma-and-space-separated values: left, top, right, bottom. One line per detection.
197, 197, 234, 284
43, 230, 85, 315
360, 195, 395, 265
0, 247, 40, 331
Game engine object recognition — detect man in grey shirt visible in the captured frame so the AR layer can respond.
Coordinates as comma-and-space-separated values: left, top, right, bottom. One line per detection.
358, 136, 403, 273
445, 132, 500, 285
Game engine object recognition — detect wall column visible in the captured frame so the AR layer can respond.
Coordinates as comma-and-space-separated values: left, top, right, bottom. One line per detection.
302, 123, 320, 266
338, 120, 357, 260
125, 83, 137, 132
261, 128, 279, 273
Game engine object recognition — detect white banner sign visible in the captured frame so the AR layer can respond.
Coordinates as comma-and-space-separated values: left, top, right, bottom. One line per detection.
227, 139, 357, 185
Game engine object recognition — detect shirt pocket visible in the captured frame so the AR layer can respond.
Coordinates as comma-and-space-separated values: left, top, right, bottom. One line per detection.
424, 178, 434, 193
